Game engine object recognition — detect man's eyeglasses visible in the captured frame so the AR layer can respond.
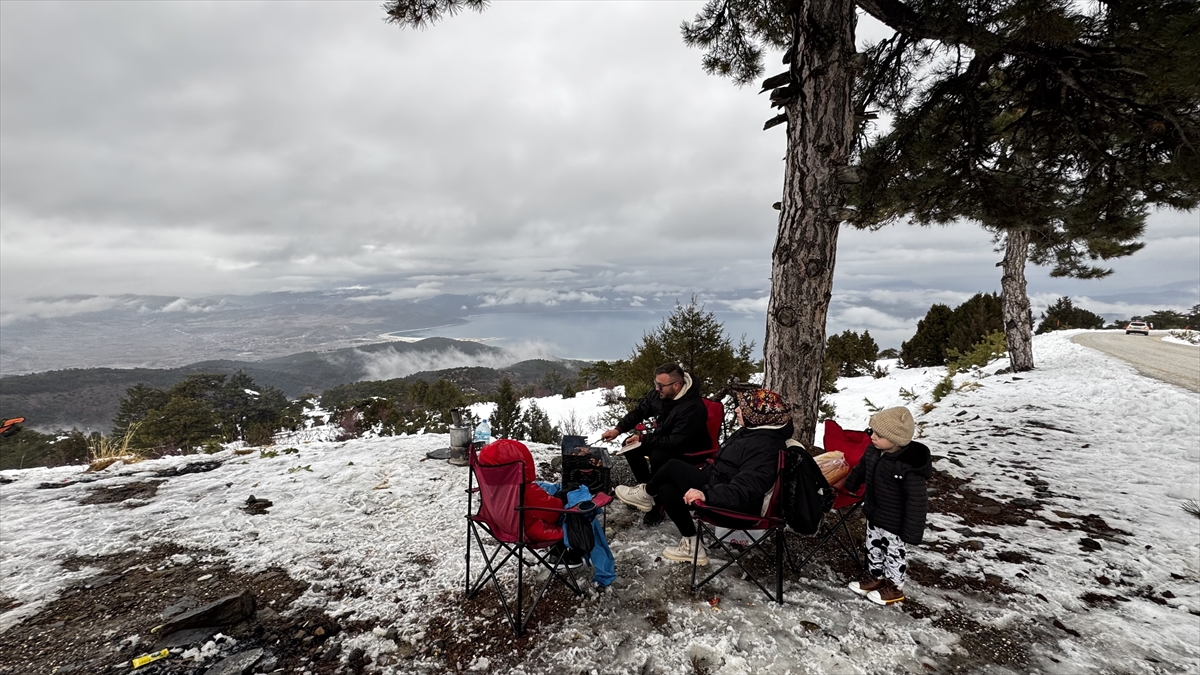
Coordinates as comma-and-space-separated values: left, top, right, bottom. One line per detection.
654, 379, 681, 390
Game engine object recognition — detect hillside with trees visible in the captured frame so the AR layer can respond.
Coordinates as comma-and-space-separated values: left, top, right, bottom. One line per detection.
0, 338, 577, 432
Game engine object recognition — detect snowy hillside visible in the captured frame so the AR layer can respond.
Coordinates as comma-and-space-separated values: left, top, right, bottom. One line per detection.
1, 331, 1197, 674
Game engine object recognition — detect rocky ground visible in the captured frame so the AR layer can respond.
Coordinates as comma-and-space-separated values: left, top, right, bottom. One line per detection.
1, 457, 1180, 675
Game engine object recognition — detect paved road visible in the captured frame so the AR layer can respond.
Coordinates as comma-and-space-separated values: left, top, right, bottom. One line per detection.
1072, 331, 1200, 393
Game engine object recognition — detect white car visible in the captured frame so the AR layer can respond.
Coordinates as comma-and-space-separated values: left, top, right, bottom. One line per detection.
1125, 321, 1150, 335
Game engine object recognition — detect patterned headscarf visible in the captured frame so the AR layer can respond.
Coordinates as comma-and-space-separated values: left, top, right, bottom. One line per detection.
734, 388, 791, 427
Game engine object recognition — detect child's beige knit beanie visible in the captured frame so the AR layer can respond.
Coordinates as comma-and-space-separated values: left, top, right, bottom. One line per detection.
869, 406, 914, 447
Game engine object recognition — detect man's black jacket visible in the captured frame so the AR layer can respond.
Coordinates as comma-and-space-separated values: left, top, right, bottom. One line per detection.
616, 373, 710, 457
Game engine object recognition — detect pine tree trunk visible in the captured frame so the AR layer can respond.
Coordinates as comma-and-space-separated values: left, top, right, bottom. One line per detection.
1001, 228, 1035, 372
762, 0, 857, 447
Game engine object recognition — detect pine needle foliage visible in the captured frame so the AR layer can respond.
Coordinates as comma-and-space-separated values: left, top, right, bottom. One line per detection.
825, 329, 881, 377
382, 0, 487, 31
849, 0, 1199, 278
489, 377, 522, 440
621, 298, 757, 400
1036, 297, 1106, 334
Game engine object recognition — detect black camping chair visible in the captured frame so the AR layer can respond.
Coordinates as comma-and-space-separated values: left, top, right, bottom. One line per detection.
689, 447, 788, 604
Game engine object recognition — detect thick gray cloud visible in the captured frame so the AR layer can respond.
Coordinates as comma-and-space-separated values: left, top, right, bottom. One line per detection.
2, 1, 1196, 348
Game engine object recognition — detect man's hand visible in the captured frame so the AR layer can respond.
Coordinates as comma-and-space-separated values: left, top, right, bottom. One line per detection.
599, 428, 621, 442
683, 488, 706, 506
623, 433, 642, 447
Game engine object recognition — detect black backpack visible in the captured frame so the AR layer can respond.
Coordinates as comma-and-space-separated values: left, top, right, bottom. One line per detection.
781, 439, 834, 535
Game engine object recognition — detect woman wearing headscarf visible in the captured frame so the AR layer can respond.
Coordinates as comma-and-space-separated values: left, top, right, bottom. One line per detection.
622, 388, 792, 565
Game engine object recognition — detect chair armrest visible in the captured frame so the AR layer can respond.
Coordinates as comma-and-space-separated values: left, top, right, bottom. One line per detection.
517, 505, 572, 515
518, 492, 613, 516
692, 501, 781, 526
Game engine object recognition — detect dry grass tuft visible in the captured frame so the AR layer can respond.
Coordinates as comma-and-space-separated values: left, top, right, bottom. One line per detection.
86, 425, 143, 472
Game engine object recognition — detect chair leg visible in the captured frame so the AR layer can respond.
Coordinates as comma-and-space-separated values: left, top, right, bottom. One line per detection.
691, 521, 781, 604
467, 525, 516, 598
468, 530, 587, 636
775, 527, 784, 604
467, 525, 521, 634
518, 546, 577, 635
516, 544, 525, 636
464, 518, 472, 599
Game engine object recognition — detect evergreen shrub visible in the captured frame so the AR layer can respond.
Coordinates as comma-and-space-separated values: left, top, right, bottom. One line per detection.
825, 330, 880, 377
1036, 297, 1105, 334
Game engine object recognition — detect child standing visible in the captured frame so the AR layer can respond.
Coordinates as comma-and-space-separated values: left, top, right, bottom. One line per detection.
842, 406, 931, 606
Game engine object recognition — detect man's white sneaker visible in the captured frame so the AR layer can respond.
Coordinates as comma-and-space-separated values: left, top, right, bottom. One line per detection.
614, 484, 655, 512
662, 536, 708, 566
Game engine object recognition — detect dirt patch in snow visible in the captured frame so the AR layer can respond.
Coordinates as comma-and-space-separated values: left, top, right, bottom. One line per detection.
929, 611, 1036, 673
908, 560, 1020, 596
78, 479, 166, 506
0, 544, 321, 675
409, 584, 588, 674
153, 461, 224, 477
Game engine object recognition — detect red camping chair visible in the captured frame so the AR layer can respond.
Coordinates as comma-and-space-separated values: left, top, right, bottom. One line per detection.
465, 447, 612, 636
789, 419, 870, 572
689, 447, 789, 604
681, 398, 724, 466
630, 397, 724, 468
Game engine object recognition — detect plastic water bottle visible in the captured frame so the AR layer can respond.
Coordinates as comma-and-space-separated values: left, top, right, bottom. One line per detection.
473, 419, 492, 445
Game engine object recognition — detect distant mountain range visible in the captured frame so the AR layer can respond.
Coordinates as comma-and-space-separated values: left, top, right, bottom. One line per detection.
0, 338, 589, 433
0, 290, 477, 375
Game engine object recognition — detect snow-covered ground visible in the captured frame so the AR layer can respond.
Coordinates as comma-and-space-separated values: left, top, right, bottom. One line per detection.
1, 331, 1198, 674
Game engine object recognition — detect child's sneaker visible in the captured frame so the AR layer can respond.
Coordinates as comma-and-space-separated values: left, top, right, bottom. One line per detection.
662, 536, 708, 566
614, 484, 655, 512
866, 579, 905, 606
848, 576, 886, 597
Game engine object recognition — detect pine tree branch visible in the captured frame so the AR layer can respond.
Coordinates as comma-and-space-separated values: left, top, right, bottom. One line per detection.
382, 0, 488, 29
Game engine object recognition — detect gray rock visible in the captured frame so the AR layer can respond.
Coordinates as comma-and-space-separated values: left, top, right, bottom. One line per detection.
85, 574, 123, 589
321, 642, 344, 662
156, 626, 219, 649
159, 591, 255, 636
736, 633, 756, 655
161, 596, 199, 620
1010, 497, 1039, 509
202, 648, 265, 675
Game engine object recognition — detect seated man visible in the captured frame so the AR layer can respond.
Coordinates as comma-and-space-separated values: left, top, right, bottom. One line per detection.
604, 363, 711, 525
623, 388, 791, 565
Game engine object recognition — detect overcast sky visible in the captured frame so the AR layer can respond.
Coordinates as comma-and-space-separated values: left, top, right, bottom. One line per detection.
2, 1, 1197, 344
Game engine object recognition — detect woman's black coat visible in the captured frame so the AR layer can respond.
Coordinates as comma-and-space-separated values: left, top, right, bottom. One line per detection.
702, 423, 791, 515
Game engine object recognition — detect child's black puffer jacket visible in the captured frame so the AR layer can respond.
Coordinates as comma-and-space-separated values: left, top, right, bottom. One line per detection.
842, 440, 931, 544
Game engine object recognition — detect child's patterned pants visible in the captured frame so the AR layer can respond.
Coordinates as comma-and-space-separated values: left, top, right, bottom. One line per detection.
865, 521, 908, 587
